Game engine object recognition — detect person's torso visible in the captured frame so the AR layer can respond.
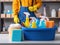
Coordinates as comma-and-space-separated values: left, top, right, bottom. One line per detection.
20, 0, 36, 7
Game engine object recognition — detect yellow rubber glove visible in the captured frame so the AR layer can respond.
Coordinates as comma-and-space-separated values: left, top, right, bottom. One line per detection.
29, 6, 37, 12
28, 6, 34, 12
33, 5, 37, 11
14, 15, 19, 24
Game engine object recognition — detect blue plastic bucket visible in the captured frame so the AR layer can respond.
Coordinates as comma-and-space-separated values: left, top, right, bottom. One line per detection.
22, 26, 57, 41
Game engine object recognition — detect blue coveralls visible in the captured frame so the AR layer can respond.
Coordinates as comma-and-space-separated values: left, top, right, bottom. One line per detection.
18, 6, 36, 24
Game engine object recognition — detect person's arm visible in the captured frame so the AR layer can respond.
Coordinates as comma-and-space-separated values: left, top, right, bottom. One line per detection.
12, 0, 20, 17
28, 0, 42, 12
34, 0, 42, 9
12, 0, 20, 23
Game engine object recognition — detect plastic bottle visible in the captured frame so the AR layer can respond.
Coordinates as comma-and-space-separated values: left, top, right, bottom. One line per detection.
7, 10, 10, 14
5, 10, 10, 14
58, 8, 60, 17
31, 17, 37, 28
4, 10, 6, 14
39, 16, 46, 28
43, 4, 46, 16
51, 9, 56, 17
58, 22, 60, 32
36, 18, 40, 27
6, 10, 12, 14
3, 27, 5, 32
24, 12, 30, 28
3, 24, 5, 32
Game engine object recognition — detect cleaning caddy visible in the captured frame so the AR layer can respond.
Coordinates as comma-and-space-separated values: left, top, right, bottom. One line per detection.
22, 15, 57, 41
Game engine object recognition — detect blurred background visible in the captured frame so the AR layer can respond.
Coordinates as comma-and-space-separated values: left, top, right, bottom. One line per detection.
0, 0, 60, 34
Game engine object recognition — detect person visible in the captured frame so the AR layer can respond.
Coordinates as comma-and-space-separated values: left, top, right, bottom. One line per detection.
12, 0, 42, 24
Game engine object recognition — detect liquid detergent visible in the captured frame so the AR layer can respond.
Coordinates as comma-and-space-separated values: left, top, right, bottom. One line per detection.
24, 12, 30, 28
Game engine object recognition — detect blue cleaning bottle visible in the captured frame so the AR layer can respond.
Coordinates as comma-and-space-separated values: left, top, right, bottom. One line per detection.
39, 19, 46, 28
36, 18, 40, 27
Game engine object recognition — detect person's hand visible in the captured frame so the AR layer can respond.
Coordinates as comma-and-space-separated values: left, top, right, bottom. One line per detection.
14, 15, 19, 24
29, 6, 37, 12
33, 5, 37, 11
28, 6, 34, 12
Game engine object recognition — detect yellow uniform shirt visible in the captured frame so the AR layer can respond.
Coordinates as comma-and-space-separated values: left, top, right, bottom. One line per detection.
12, 0, 42, 16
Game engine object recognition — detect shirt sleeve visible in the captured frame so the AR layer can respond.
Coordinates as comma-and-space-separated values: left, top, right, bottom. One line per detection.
34, 0, 42, 9
12, 0, 20, 17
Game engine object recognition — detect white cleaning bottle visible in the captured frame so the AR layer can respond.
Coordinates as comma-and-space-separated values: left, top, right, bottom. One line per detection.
58, 8, 60, 17
58, 22, 60, 32
51, 9, 56, 17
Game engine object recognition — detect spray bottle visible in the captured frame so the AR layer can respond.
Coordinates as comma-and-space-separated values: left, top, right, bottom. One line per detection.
36, 18, 40, 27
24, 12, 30, 28
30, 17, 37, 28
39, 19, 46, 28
39, 16, 49, 28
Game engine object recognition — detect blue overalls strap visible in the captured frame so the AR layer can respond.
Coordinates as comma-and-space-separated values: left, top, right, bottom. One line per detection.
18, 0, 36, 24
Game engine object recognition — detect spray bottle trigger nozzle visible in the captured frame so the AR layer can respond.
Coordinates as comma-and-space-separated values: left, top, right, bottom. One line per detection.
24, 12, 30, 17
